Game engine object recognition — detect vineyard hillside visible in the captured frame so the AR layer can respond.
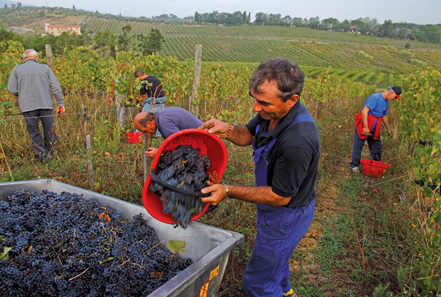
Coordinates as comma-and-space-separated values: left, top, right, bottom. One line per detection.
2, 6, 441, 75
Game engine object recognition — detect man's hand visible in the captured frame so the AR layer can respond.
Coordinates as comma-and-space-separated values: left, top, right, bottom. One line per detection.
138, 95, 147, 104
145, 147, 158, 159
199, 119, 229, 137
387, 129, 392, 135
57, 106, 65, 115
200, 184, 228, 206
362, 127, 370, 136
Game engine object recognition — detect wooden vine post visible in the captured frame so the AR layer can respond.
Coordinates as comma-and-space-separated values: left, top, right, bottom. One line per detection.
86, 135, 94, 189
143, 133, 153, 182
45, 44, 53, 70
45, 44, 60, 122
190, 44, 202, 117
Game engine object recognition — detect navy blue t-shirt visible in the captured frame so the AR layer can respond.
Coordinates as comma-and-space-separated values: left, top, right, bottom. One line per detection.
140, 75, 165, 98
246, 101, 321, 208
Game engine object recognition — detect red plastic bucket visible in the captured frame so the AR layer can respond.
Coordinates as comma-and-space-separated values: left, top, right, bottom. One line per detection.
126, 132, 143, 144
360, 159, 391, 177
142, 129, 228, 224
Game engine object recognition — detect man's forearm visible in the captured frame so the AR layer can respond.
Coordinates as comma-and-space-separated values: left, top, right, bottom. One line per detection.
362, 111, 369, 129
226, 125, 254, 146
138, 95, 147, 103
383, 116, 391, 131
228, 185, 292, 206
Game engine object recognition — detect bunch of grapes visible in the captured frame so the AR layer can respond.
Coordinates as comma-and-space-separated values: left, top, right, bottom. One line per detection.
414, 179, 425, 187
0, 190, 192, 296
149, 145, 211, 228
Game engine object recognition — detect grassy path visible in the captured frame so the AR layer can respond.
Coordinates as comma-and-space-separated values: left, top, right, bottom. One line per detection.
287, 99, 416, 296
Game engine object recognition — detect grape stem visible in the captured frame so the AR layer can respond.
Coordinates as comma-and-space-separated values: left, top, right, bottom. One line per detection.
68, 267, 90, 281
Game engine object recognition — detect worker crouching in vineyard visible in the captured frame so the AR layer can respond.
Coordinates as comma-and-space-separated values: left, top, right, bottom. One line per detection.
200, 58, 320, 297
7, 49, 65, 163
349, 86, 402, 172
134, 106, 203, 159
134, 70, 166, 137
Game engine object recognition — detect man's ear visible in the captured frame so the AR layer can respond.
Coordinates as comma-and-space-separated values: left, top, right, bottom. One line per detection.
286, 94, 299, 108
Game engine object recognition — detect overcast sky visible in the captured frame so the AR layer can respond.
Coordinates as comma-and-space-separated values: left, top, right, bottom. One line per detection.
19, 0, 441, 25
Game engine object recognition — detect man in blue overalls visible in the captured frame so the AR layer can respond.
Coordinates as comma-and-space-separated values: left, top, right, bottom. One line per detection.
200, 59, 321, 297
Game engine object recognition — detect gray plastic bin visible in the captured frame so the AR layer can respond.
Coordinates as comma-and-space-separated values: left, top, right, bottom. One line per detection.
0, 179, 244, 297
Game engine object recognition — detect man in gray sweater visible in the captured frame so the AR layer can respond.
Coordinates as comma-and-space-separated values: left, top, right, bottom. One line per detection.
8, 49, 65, 162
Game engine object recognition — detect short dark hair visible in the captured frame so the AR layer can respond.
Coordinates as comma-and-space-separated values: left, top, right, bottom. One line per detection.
250, 58, 305, 102
134, 70, 144, 78
138, 112, 155, 127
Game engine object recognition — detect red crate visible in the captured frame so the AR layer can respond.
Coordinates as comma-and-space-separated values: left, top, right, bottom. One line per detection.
361, 159, 391, 177
126, 132, 144, 144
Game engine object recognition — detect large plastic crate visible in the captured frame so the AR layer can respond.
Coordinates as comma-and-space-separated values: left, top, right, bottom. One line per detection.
0, 179, 244, 297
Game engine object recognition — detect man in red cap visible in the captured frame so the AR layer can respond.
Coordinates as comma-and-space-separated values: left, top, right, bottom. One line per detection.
350, 86, 402, 172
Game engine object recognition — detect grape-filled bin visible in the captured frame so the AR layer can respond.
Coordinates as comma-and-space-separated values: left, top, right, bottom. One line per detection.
0, 179, 244, 297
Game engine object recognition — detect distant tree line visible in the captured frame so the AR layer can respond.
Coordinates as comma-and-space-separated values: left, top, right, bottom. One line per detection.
4, 2, 22, 8
0, 25, 165, 58
194, 12, 441, 44
194, 11, 251, 26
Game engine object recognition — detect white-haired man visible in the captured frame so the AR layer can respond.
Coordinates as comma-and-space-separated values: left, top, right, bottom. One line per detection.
8, 49, 65, 162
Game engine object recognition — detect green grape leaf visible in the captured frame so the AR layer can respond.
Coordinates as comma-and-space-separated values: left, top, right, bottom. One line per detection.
167, 240, 186, 254
0, 247, 11, 260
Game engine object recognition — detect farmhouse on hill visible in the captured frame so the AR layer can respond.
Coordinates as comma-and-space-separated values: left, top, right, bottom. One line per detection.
350, 26, 360, 34
46, 24, 81, 36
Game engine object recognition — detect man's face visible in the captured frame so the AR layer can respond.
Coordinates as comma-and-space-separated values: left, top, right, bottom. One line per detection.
250, 80, 297, 121
135, 120, 156, 134
387, 91, 399, 101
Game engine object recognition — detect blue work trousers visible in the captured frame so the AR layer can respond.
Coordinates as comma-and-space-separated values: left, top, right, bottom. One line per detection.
140, 96, 166, 113
350, 128, 382, 168
242, 200, 315, 297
